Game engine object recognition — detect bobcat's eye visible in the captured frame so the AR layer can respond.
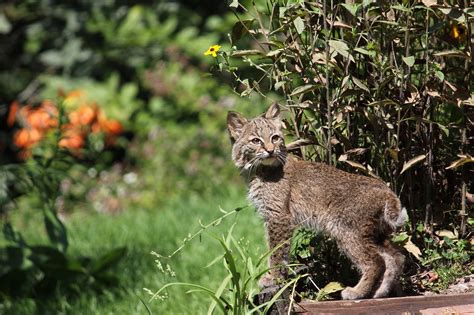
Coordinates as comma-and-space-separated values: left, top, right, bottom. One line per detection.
271, 135, 281, 143
251, 138, 262, 145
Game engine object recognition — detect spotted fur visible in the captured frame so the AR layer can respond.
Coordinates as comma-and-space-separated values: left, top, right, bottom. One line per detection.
227, 104, 407, 300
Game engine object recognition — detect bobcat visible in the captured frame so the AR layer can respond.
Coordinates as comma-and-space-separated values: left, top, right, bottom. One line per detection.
227, 103, 407, 300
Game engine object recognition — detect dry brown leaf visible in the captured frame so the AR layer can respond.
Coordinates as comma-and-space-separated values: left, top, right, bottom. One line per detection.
401, 154, 427, 174
404, 238, 422, 260
422, 0, 438, 7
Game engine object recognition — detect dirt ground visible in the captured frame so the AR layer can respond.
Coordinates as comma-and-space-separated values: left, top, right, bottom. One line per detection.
424, 274, 474, 296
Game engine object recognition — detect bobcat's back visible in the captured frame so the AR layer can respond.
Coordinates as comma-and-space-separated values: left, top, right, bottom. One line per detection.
249, 159, 405, 234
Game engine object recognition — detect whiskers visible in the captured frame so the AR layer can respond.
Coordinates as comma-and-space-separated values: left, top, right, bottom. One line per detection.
275, 150, 287, 166
242, 155, 263, 177
241, 150, 287, 180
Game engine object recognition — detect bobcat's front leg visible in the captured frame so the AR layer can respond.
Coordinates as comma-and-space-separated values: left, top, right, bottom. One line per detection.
259, 217, 294, 288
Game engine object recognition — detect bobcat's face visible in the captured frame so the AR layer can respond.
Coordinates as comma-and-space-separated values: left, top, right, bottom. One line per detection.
227, 104, 287, 171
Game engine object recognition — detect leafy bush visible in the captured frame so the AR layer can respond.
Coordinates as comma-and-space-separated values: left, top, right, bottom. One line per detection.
222, 0, 472, 243
0, 115, 126, 299
207, 0, 473, 295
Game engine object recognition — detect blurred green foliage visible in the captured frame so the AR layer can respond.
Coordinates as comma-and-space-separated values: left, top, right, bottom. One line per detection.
0, 0, 268, 307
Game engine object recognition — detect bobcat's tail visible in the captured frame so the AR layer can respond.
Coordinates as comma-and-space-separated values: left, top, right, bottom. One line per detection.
383, 194, 408, 230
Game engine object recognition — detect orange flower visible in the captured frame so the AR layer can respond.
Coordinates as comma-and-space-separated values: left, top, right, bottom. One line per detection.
20, 103, 58, 130
68, 104, 97, 126
59, 128, 85, 150
13, 128, 43, 148
101, 119, 123, 135
27, 109, 57, 130
7, 101, 19, 127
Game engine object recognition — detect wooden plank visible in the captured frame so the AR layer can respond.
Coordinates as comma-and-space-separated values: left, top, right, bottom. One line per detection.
295, 293, 474, 314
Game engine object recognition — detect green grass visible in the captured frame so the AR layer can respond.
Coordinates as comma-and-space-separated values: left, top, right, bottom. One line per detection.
1, 188, 266, 314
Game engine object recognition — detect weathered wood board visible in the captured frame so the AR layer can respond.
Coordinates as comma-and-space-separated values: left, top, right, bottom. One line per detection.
295, 293, 474, 314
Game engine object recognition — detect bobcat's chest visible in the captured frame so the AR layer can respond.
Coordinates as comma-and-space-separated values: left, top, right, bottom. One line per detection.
248, 176, 289, 218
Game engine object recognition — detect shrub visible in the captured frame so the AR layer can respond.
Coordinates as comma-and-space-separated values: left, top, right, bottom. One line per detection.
0, 106, 126, 299
222, 0, 472, 239
211, 0, 473, 294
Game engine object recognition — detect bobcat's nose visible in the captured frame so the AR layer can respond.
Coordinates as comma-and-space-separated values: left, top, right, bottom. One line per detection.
264, 144, 275, 155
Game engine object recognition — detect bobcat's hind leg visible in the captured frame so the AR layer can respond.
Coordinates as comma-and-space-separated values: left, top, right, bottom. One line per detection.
373, 239, 405, 298
340, 238, 385, 300
259, 217, 294, 288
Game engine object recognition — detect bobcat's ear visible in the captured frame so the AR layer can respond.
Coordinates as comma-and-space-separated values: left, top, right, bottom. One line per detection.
264, 103, 280, 120
227, 111, 248, 143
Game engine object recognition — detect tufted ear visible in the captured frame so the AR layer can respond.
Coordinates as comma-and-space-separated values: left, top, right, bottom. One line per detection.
264, 103, 280, 120
227, 111, 248, 143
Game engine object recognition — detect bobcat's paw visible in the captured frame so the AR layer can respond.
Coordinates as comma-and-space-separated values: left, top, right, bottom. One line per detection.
341, 287, 365, 300
258, 274, 276, 288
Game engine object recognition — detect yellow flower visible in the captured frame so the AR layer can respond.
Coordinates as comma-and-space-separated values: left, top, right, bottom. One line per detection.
204, 45, 221, 58
450, 23, 466, 41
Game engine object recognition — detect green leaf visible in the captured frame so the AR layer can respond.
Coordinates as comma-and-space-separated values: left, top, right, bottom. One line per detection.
290, 84, 317, 96
91, 247, 127, 274
391, 4, 410, 12
352, 77, 370, 93
230, 50, 263, 57
261, 278, 302, 313
402, 56, 415, 67
328, 40, 350, 58
435, 70, 445, 81
274, 81, 286, 91
433, 50, 469, 59
392, 232, 410, 244
230, 19, 254, 45
317, 282, 344, 301
293, 16, 305, 34
207, 274, 232, 315
138, 296, 153, 315
354, 47, 376, 57
43, 207, 68, 253
400, 154, 426, 174
266, 49, 283, 57
229, 0, 239, 8
341, 3, 360, 16
0, 13, 12, 34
